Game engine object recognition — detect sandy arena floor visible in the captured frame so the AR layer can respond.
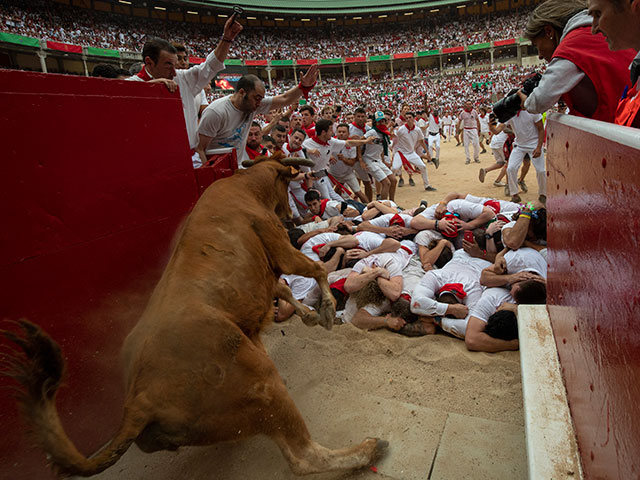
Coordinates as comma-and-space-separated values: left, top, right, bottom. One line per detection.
93, 140, 533, 480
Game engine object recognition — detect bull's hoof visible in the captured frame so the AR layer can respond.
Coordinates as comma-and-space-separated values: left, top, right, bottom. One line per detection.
301, 310, 320, 327
318, 301, 335, 331
370, 438, 389, 463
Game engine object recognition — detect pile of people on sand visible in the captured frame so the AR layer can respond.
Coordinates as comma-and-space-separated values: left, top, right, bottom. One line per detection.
0, 0, 532, 58
55, 0, 640, 355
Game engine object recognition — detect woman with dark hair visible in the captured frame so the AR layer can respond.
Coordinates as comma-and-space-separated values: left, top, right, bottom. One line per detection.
520, 0, 636, 122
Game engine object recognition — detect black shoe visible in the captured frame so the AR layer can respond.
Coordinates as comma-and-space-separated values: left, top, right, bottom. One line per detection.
424, 185, 437, 192
432, 157, 440, 169
420, 199, 429, 208
409, 177, 416, 187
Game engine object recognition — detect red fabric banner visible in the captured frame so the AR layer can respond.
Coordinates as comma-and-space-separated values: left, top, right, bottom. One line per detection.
189, 56, 204, 64
46, 40, 82, 53
393, 52, 414, 59
494, 38, 516, 46
245, 59, 268, 66
346, 56, 367, 63
297, 59, 318, 65
442, 46, 465, 54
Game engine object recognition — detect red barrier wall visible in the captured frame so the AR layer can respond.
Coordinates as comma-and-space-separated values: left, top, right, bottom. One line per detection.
0, 70, 205, 479
546, 114, 640, 479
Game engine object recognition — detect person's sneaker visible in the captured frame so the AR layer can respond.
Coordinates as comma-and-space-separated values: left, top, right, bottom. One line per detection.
465, 160, 471, 165
474, 158, 481, 163
519, 179, 528, 192
432, 157, 440, 169
425, 185, 437, 192
493, 181, 506, 187
539, 194, 547, 204
398, 177, 405, 187
456, 142, 461, 146
504, 185, 510, 196
409, 177, 416, 186
420, 199, 429, 208
511, 194, 522, 203
479, 168, 486, 183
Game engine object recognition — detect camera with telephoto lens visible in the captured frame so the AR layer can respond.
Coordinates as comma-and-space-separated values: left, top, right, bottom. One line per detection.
492, 73, 542, 123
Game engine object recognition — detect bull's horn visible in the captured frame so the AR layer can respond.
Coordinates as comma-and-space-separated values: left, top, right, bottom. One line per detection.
281, 158, 315, 168
241, 160, 255, 168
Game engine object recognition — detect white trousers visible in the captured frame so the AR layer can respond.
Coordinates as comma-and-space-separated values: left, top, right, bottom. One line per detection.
392, 151, 429, 185
427, 133, 441, 159
506, 146, 546, 197
463, 129, 480, 162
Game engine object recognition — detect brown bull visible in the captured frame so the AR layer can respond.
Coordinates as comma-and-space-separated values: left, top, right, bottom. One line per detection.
1, 155, 387, 477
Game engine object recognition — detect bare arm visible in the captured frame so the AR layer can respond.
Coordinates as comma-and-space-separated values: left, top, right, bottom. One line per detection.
196, 133, 212, 166
502, 217, 530, 250
419, 238, 451, 271
459, 207, 495, 230
465, 316, 519, 352
377, 276, 403, 302
532, 119, 545, 158
344, 267, 388, 293
351, 309, 406, 331
270, 65, 319, 110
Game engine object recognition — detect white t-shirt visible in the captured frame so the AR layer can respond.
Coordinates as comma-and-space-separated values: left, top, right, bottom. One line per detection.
353, 231, 386, 251
427, 114, 441, 134
349, 123, 369, 138
469, 287, 513, 323
281, 274, 318, 305
194, 89, 208, 111
504, 247, 547, 278
198, 95, 274, 151
362, 129, 384, 162
303, 137, 347, 171
319, 200, 344, 219
417, 118, 428, 135
506, 111, 543, 149
446, 199, 485, 221
300, 232, 341, 261
394, 125, 424, 154
489, 130, 508, 149
443, 115, 452, 126
479, 114, 490, 133
328, 142, 357, 177
416, 204, 438, 221
352, 248, 413, 278
369, 213, 414, 229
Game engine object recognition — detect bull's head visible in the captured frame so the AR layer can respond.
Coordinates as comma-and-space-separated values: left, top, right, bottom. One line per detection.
242, 153, 314, 220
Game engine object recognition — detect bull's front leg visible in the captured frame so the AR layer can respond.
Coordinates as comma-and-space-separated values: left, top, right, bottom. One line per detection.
254, 221, 336, 330
274, 282, 321, 327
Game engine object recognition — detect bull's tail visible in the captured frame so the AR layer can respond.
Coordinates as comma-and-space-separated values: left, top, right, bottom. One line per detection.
1, 320, 147, 478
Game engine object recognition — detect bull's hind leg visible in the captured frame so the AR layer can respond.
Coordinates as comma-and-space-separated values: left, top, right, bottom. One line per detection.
241, 351, 387, 474
274, 282, 320, 327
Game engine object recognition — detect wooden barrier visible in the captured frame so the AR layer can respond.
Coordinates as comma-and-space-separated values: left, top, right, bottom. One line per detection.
546, 113, 640, 479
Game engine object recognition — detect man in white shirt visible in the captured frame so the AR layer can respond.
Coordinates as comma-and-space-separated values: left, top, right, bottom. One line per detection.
457, 101, 481, 165
391, 112, 437, 192
329, 123, 369, 204
126, 17, 242, 164
348, 107, 373, 202
196, 66, 319, 167
362, 112, 398, 201
303, 119, 373, 200
442, 113, 453, 142
489, 102, 546, 203
425, 109, 444, 167
477, 107, 491, 154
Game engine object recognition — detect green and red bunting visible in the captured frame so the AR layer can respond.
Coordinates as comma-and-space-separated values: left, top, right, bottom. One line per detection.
271, 59, 294, 66
0, 32, 40, 47
189, 56, 204, 64
393, 52, 413, 59
494, 38, 516, 46
245, 59, 268, 66
297, 59, 318, 65
442, 46, 465, 54
46, 40, 82, 53
346, 56, 366, 63
86, 46, 119, 58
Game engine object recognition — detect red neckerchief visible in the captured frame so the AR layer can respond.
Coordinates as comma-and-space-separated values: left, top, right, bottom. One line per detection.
399, 293, 412, 302
389, 213, 405, 227
399, 115, 406, 122
245, 145, 262, 159
311, 243, 326, 255
438, 283, 467, 300
285, 142, 301, 153
405, 123, 416, 132
136, 66, 152, 81
483, 200, 501, 214
400, 245, 413, 255
318, 198, 330, 216
351, 122, 366, 134
304, 123, 316, 135
311, 135, 329, 146
376, 123, 392, 136
433, 115, 439, 124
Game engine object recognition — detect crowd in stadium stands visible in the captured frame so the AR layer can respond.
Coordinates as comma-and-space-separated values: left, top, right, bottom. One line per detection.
0, 0, 532, 59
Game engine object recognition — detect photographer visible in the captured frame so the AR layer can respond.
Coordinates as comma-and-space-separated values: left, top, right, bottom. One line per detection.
489, 100, 546, 204
588, 0, 640, 128
518, 0, 636, 123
